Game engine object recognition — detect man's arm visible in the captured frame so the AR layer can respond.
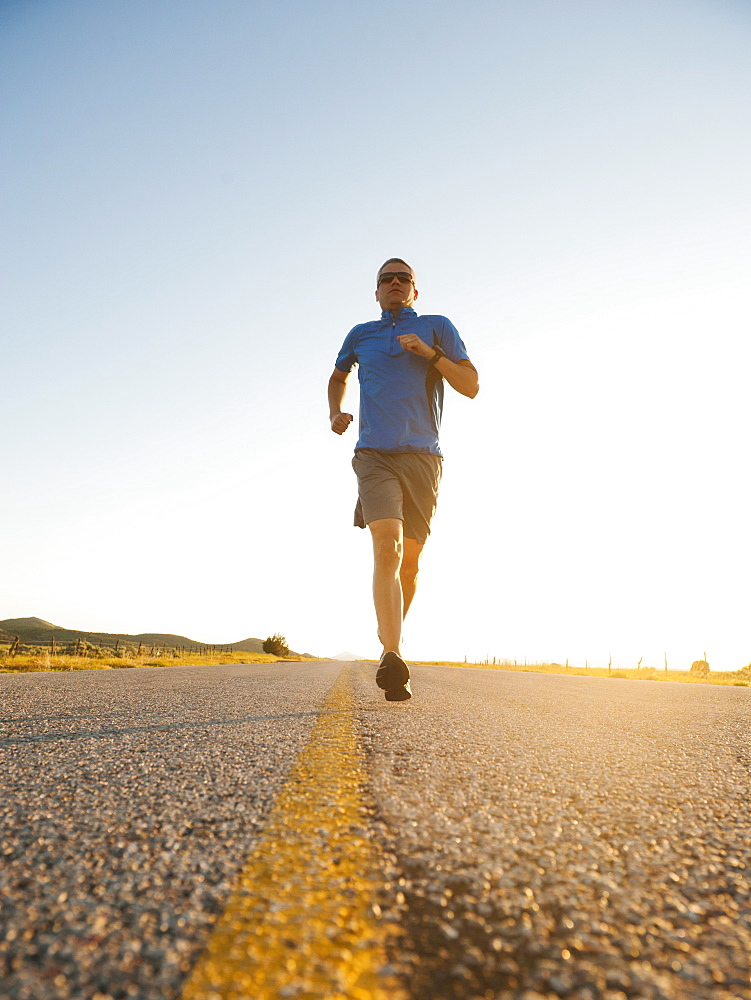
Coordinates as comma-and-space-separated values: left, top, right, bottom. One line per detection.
328, 368, 354, 434
434, 357, 479, 398
397, 334, 479, 398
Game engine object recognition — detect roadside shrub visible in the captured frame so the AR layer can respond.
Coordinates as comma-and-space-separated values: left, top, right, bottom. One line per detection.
263, 633, 290, 657
73, 640, 97, 657
690, 659, 710, 678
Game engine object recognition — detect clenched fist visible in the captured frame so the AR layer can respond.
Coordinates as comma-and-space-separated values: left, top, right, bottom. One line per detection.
397, 333, 434, 359
330, 412, 353, 435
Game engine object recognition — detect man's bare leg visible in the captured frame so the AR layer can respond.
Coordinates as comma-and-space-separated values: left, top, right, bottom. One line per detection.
372, 532, 424, 651
400, 536, 424, 620
368, 517, 404, 655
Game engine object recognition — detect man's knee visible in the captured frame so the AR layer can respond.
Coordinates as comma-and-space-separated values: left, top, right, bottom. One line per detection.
400, 557, 419, 587
369, 519, 403, 570
401, 538, 423, 581
373, 534, 402, 569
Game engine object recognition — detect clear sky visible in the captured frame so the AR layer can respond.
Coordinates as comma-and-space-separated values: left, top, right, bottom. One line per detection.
2, 0, 749, 669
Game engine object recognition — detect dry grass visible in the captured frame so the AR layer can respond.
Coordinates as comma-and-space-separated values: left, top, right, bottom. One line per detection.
4, 649, 747, 687
0, 649, 320, 673
411, 659, 751, 687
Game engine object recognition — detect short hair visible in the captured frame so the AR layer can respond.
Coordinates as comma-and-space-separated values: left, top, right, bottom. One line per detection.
376, 257, 414, 284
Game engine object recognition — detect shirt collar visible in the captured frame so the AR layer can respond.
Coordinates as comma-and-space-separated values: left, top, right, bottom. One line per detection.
380, 307, 417, 322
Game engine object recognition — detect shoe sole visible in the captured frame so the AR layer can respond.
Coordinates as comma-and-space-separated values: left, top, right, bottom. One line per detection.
376, 654, 410, 691
385, 680, 412, 701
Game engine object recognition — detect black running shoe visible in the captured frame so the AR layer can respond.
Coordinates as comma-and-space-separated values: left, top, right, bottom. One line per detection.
376, 651, 410, 692
385, 679, 412, 701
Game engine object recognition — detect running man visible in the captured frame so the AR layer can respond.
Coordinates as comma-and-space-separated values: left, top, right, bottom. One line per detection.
328, 258, 479, 701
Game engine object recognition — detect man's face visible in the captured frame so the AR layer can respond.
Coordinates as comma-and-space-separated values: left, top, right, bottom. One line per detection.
376, 264, 418, 312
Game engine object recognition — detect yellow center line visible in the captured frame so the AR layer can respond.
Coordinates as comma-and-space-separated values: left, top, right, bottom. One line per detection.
180, 665, 406, 1000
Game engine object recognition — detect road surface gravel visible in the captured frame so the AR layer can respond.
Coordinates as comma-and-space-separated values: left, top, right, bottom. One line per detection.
1, 659, 749, 1000
0, 661, 340, 1000
354, 662, 751, 1000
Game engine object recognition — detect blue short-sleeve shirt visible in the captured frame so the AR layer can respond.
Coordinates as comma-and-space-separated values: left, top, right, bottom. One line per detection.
335, 307, 470, 456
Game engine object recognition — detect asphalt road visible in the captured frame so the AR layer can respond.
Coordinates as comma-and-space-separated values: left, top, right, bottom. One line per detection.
1, 660, 749, 1000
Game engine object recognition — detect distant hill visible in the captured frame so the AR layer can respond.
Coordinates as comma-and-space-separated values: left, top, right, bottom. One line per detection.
225, 637, 265, 653
0, 617, 302, 655
333, 650, 369, 661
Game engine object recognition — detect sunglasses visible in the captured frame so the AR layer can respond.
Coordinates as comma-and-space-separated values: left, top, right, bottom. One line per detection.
377, 271, 414, 286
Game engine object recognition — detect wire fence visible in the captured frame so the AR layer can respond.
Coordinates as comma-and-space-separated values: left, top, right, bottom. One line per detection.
1, 636, 235, 658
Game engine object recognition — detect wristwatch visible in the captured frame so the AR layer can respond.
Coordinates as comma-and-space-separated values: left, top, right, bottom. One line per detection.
429, 345, 445, 365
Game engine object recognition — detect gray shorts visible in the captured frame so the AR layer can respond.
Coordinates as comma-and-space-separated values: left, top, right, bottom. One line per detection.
352, 449, 443, 544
